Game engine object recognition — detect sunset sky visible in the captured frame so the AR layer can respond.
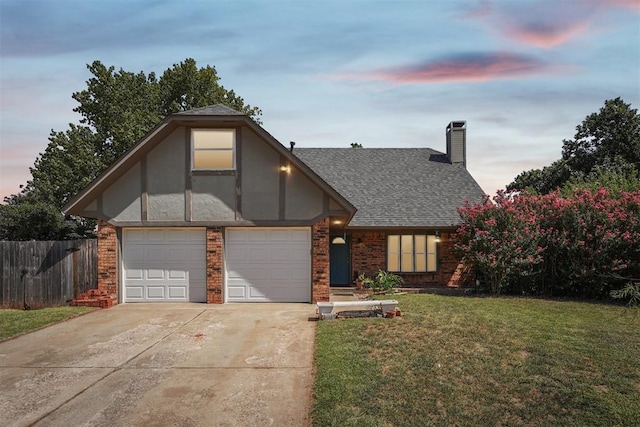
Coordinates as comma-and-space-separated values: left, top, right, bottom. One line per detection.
1, 0, 639, 201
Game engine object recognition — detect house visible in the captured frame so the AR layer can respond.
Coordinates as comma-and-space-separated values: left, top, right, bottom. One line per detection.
64, 105, 485, 304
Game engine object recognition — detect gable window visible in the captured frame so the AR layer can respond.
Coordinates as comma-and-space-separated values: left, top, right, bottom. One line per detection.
192, 129, 235, 170
387, 234, 437, 272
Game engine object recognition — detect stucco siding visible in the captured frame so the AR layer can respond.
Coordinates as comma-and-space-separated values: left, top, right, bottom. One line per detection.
102, 162, 142, 221
241, 127, 279, 220
285, 168, 323, 219
192, 175, 236, 221
147, 128, 186, 221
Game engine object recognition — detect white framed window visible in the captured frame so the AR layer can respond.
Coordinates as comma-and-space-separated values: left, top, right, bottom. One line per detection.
192, 129, 235, 170
387, 234, 437, 273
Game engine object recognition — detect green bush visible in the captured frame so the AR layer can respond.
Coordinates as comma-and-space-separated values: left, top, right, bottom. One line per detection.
371, 270, 404, 293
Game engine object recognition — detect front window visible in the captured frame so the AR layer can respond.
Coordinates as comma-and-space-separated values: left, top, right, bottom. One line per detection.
192, 129, 235, 170
387, 234, 437, 272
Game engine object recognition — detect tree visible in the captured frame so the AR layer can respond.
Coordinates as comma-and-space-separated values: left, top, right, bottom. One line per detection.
560, 161, 640, 196
2, 58, 262, 240
0, 202, 65, 241
72, 58, 262, 167
508, 160, 572, 194
350, 142, 363, 148
507, 98, 640, 193
22, 125, 102, 208
562, 97, 640, 175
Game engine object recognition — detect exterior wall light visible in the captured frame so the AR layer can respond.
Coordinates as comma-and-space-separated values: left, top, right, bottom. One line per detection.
435, 230, 441, 242
279, 165, 291, 173
332, 236, 346, 244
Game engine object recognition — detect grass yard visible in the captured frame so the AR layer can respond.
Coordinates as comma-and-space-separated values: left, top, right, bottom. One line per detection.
312, 294, 640, 426
0, 306, 93, 342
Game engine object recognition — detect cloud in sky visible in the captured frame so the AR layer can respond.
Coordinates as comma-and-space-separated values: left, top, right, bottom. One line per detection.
600, 0, 640, 11
333, 52, 560, 84
460, 0, 638, 49
501, 21, 591, 49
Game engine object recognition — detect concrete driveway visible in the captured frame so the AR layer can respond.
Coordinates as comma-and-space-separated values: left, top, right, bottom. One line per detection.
0, 303, 317, 427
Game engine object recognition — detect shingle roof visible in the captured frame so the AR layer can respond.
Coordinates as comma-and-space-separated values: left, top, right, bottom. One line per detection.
294, 148, 486, 228
174, 104, 245, 116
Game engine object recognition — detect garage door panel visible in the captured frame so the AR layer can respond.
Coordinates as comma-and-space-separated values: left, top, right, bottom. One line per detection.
270, 266, 295, 280
125, 268, 144, 280
288, 249, 310, 262
288, 267, 311, 281
123, 228, 206, 302
124, 229, 145, 242
167, 269, 187, 280
146, 286, 166, 299
248, 287, 267, 299
268, 229, 291, 241
189, 269, 206, 281
225, 227, 311, 302
248, 247, 269, 261
166, 228, 199, 241
186, 247, 206, 260
247, 230, 267, 241
289, 229, 310, 241
145, 247, 164, 262
270, 248, 291, 261
146, 231, 166, 242
125, 286, 144, 300
167, 286, 187, 299
227, 285, 246, 299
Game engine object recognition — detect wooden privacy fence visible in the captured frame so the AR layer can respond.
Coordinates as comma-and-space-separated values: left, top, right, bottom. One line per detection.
0, 240, 97, 309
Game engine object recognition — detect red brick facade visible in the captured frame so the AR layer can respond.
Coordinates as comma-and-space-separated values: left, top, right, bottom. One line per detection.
350, 231, 385, 282
97, 220, 473, 304
94, 222, 332, 306
96, 220, 118, 300
312, 218, 330, 303
206, 227, 224, 304
349, 231, 472, 288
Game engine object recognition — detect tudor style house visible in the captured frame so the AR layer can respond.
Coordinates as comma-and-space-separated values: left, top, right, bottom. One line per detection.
64, 105, 485, 304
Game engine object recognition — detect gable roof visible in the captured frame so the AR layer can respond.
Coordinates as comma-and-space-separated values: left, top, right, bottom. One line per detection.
63, 105, 355, 218
294, 148, 486, 228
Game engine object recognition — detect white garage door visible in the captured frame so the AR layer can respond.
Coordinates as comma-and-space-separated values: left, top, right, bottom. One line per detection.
123, 228, 206, 302
225, 228, 311, 302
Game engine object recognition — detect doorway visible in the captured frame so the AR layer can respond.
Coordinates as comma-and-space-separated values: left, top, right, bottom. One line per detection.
329, 235, 350, 286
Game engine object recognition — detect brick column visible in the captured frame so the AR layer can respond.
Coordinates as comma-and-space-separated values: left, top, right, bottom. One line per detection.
206, 227, 224, 303
97, 220, 118, 299
441, 232, 475, 287
312, 217, 330, 303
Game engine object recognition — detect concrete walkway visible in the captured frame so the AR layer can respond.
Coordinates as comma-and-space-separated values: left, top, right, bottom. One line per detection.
0, 303, 317, 427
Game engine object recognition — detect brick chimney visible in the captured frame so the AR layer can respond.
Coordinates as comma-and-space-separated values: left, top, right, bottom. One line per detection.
446, 121, 466, 167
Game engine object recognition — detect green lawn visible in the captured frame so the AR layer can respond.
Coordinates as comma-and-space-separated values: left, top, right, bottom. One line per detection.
0, 306, 93, 342
312, 294, 640, 426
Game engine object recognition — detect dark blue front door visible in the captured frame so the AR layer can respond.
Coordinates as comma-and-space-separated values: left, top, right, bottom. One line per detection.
330, 235, 350, 286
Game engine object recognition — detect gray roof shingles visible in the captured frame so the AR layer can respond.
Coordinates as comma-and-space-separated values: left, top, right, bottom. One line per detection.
293, 148, 486, 228
174, 104, 245, 116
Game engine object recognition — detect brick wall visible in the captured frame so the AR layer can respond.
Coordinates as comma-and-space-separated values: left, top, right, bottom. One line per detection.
96, 220, 118, 300
312, 218, 330, 303
351, 232, 386, 280
349, 231, 472, 288
206, 227, 223, 304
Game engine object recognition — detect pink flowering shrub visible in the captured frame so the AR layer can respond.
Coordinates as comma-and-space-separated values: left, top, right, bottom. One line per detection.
453, 189, 640, 297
